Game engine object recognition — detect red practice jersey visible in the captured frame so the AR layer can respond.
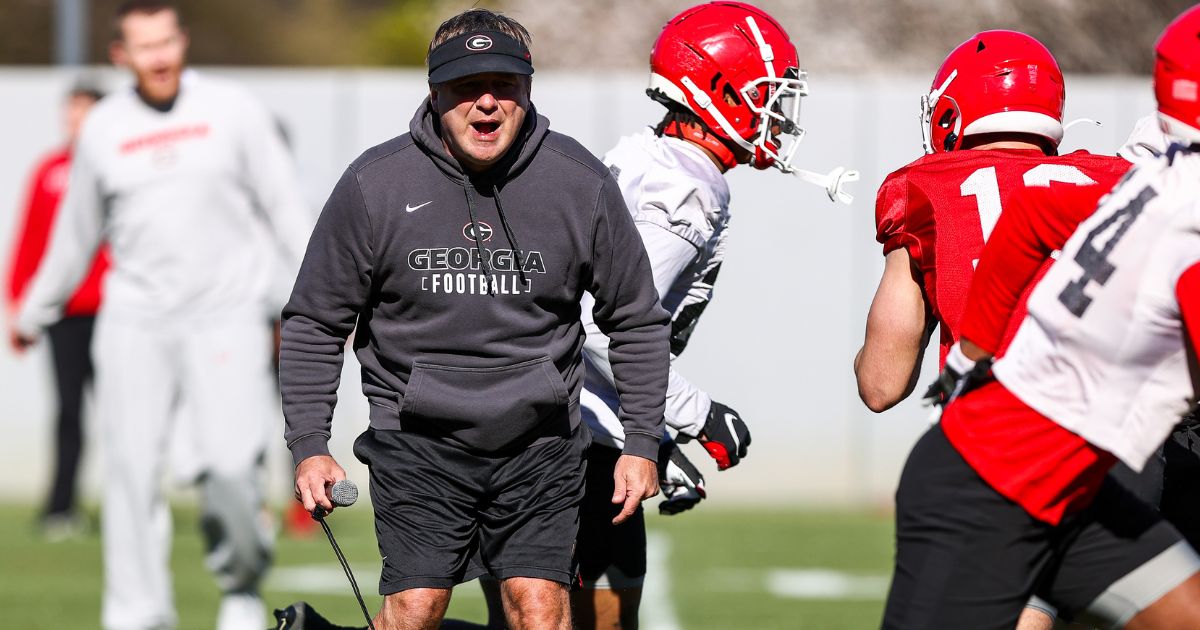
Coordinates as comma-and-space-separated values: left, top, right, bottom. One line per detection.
943, 148, 1200, 524
875, 148, 1131, 366
7, 147, 109, 317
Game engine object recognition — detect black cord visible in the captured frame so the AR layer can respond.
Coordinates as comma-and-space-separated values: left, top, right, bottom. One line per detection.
315, 512, 376, 630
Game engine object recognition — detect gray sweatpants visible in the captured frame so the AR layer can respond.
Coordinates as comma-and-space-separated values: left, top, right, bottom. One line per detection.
93, 313, 275, 630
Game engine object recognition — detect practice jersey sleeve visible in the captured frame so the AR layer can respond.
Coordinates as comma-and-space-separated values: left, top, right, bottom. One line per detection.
14, 134, 105, 337
580, 222, 710, 438
1178, 261, 1200, 371
236, 95, 314, 313
875, 168, 932, 261
630, 169, 717, 250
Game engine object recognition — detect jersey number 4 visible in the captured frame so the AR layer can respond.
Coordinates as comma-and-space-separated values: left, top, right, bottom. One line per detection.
1057, 186, 1157, 317
960, 165, 1097, 267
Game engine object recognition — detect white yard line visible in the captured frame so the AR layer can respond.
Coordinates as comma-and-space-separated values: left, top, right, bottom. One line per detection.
644, 531, 682, 630
765, 569, 890, 600
266, 565, 482, 599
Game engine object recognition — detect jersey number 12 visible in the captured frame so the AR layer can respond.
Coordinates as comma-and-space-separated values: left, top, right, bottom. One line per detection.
960, 164, 1097, 267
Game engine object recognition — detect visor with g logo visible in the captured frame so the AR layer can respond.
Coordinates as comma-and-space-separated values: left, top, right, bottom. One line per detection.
428, 30, 534, 83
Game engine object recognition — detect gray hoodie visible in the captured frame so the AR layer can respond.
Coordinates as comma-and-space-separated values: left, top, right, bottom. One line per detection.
280, 99, 670, 465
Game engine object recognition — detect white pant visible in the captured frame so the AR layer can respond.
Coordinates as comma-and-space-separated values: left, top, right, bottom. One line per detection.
93, 314, 276, 630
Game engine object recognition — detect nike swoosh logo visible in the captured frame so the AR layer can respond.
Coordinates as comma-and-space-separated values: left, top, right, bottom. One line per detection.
724, 413, 741, 449
405, 201, 433, 213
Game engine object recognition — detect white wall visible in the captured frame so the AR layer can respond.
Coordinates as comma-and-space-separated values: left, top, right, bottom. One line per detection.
0, 67, 1156, 505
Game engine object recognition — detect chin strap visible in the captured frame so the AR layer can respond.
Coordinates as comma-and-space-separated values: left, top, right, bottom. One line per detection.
792, 166, 860, 204
663, 121, 741, 171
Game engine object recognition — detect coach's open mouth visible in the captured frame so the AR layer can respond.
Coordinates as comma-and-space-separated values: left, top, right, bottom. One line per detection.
472, 121, 500, 139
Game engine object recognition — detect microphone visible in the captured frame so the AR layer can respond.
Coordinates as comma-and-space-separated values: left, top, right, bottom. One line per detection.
308, 478, 376, 629
312, 479, 359, 519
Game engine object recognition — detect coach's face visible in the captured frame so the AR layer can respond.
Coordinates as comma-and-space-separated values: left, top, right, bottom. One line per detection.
432, 72, 530, 173
110, 9, 188, 106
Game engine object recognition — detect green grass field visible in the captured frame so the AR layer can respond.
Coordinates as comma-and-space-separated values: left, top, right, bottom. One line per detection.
0, 504, 894, 629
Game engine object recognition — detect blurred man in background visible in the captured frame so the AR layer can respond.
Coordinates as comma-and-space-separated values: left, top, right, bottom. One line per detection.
6, 80, 108, 541
11, 1, 313, 628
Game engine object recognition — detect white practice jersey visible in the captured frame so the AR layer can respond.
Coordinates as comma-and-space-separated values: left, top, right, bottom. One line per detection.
16, 73, 312, 334
1118, 114, 1171, 164
994, 146, 1200, 470
581, 129, 731, 449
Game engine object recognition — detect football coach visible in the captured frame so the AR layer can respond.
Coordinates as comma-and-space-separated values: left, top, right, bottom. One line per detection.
279, 8, 670, 630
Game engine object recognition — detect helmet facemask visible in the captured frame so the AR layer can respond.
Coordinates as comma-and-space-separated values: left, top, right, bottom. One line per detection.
746, 66, 809, 171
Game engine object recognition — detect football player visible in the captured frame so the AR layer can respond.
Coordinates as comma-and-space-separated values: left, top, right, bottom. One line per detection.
485, 3, 854, 628
882, 7, 1200, 628
855, 29, 1133, 630
855, 30, 1131, 416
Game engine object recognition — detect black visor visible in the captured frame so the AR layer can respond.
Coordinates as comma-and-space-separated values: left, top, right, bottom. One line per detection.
428, 31, 534, 84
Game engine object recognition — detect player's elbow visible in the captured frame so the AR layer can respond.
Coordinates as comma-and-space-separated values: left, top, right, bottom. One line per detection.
854, 352, 906, 413
858, 383, 902, 413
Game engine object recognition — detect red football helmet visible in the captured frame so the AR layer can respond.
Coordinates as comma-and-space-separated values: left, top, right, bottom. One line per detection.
1155, 5, 1200, 143
647, 1, 806, 171
920, 30, 1066, 154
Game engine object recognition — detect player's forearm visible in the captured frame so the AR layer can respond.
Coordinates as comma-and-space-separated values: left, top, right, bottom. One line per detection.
857, 249, 930, 412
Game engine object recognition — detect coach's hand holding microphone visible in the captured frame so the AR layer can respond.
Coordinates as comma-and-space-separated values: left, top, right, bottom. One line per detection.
292, 456, 376, 629
294, 454, 348, 515
312, 479, 359, 518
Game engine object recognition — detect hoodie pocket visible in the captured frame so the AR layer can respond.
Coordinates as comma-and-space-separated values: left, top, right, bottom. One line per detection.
402, 356, 570, 452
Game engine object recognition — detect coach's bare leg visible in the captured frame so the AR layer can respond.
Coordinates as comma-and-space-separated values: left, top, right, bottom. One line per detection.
375, 588, 452, 630
501, 577, 571, 630
1124, 572, 1200, 629
1014, 607, 1055, 630
571, 586, 641, 630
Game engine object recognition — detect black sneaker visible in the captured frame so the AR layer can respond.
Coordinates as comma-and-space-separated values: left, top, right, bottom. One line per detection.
272, 601, 366, 630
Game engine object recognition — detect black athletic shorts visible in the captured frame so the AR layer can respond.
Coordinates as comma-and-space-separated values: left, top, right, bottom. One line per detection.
576, 445, 647, 589
884, 424, 1195, 630
1108, 422, 1200, 550
353, 425, 589, 594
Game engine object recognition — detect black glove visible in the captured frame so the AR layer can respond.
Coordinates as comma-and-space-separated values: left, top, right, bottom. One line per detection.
658, 439, 706, 515
923, 348, 994, 408
692, 400, 751, 470
922, 364, 964, 408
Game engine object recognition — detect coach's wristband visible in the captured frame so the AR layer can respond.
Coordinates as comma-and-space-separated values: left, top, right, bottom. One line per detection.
289, 434, 332, 469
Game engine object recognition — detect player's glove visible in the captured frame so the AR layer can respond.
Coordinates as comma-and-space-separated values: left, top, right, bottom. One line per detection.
922, 343, 993, 407
688, 400, 751, 470
658, 439, 706, 516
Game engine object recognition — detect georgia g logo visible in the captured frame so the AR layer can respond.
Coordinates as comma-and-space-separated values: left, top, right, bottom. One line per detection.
463, 221, 494, 242
466, 35, 493, 51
